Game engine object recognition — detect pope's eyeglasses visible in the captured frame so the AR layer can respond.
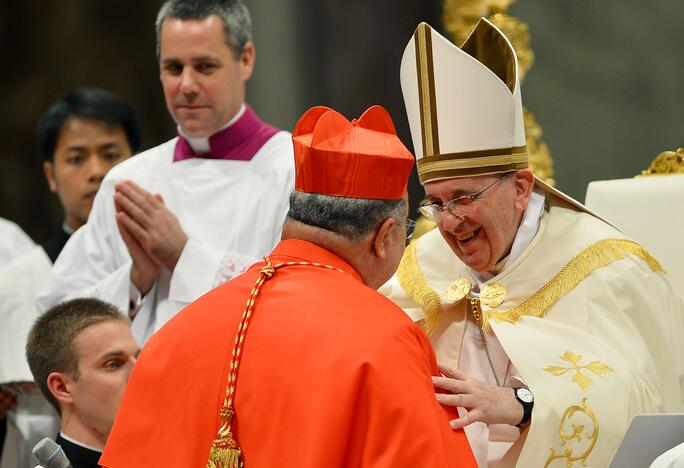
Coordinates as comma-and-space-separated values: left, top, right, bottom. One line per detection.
418, 174, 509, 222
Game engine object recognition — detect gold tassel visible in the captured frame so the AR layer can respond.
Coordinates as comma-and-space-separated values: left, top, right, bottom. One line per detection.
207, 445, 242, 468
397, 241, 443, 335
207, 408, 243, 468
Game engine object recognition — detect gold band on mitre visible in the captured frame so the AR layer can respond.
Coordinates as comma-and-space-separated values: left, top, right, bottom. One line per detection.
414, 23, 440, 158
417, 145, 529, 183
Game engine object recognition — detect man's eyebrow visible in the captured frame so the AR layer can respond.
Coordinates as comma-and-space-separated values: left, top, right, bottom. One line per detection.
98, 350, 126, 360
425, 189, 470, 202
63, 145, 88, 153
97, 142, 123, 150
161, 57, 181, 66
98, 349, 138, 360
191, 55, 220, 64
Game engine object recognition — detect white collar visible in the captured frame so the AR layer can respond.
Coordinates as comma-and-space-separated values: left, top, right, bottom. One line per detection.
59, 431, 103, 453
468, 188, 546, 284
178, 103, 246, 154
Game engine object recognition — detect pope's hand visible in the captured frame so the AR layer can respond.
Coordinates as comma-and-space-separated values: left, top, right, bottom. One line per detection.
432, 364, 523, 429
114, 180, 188, 288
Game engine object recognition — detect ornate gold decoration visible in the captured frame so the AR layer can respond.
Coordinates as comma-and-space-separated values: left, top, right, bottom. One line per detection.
397, 241, 443, 335
445, 277, 472, 302
544, 398, 599, 467
525, 110, 555, 185
208, 258, 345, 467
543, 351, 613, 391
480, 282, 506, 307
468, 296, 484, 327
413, 215, 437, 240
638, 147, 684, 177
399, 238, 662, 334
481, 238, 663, 330
442, 0, 556, 186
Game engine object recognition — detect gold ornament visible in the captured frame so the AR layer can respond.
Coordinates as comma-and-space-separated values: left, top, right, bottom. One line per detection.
637, 147, 684, 177
480, 282, 506, 307
445, 278, 472, 302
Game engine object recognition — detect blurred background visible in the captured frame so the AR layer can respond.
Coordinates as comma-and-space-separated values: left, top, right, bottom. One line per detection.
0, 0, 681, 242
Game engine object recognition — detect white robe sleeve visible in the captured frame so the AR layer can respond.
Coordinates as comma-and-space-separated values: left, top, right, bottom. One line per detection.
36, 180, 135, 315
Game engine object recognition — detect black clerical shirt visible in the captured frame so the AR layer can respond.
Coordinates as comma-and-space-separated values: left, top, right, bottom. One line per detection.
41, 225, 71, 263
55, 433, 102, 468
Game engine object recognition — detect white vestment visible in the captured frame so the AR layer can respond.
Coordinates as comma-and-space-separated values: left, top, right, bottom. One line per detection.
0, 246, 59, 468
0, 218, 34, 265
383, 195, 684, 467
37, 132, 294, 344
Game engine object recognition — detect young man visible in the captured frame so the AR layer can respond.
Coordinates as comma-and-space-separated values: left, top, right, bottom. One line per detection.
26, 298, 139, 468
0, 87, 140, 468
383, 19, 684, 466
100, 106, 477, 468
38, 0, 295, 345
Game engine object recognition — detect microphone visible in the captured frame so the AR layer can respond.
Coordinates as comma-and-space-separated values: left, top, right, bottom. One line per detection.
32, 437, 73, 468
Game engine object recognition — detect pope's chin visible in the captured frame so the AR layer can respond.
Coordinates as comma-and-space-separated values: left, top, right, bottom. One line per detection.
444, 234, 492, 273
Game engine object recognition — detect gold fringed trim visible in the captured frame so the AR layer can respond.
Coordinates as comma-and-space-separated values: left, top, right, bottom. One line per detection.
483, 238, 664, 329
397, 241, 443, 335
208, 445, 242, 468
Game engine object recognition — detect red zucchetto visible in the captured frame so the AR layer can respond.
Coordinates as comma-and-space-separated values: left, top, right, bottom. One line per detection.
292, 105, 414, 200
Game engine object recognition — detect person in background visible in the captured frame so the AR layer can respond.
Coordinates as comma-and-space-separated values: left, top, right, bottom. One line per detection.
0, 217, 34, 462
26, 298, 139, 468
0, 87, 140, 468
37, 0, 295, 345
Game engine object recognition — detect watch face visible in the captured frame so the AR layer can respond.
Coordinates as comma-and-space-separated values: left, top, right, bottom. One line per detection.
516, 387, 534, 403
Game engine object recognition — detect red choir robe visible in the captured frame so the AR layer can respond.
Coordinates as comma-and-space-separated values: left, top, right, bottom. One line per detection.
100, 239, 476, 467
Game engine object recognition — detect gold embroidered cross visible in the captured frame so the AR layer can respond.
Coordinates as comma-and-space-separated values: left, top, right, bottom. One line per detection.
543, 351, 613, 391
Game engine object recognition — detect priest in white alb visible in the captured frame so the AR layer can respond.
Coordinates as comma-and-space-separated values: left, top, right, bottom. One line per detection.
37, 0, 294, 344
382, 19, 684, 467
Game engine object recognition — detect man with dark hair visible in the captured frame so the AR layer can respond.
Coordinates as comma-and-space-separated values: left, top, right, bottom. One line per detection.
26, 298, 138, 468
0, 87, 140, 468
36, 87, 142, 260
38, 0, 295, 345
100, 106, 476, 468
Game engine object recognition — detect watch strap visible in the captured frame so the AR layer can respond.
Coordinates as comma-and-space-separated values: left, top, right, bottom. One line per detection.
514, 387, 533, 427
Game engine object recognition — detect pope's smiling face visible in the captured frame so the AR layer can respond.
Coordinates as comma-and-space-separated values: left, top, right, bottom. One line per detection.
424, 170, 533, 274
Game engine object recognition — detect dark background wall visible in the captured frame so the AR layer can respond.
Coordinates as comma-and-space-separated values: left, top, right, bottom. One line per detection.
511, 0, 683, 199
0, 1, 681, 242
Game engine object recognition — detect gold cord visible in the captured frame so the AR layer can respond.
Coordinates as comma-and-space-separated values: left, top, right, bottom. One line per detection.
471, 296, 510, 387
207, 257, 345, 468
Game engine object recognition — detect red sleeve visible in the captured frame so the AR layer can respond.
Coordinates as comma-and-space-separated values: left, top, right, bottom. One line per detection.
343, 322, 477, 468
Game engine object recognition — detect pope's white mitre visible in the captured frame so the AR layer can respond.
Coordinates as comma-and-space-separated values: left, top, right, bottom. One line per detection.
400, 19, 528, 183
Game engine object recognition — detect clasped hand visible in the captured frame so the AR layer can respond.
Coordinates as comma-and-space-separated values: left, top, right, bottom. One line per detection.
114, 180, 188, 295
433, 365, 523, 429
